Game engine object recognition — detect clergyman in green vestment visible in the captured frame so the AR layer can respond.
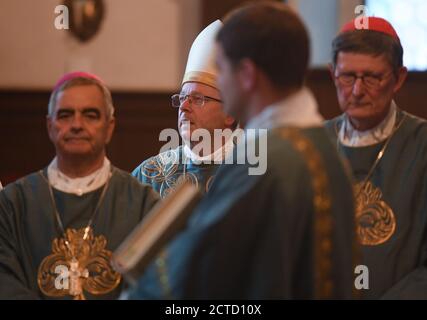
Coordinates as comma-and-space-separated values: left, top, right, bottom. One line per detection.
132, 20, 240, 199
0, 72, 159, 300
325, 16, 427, 299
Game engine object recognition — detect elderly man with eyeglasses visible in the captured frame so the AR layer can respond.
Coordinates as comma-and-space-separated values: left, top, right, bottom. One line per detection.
132, 20, 238, 198
325, 17, 427, 299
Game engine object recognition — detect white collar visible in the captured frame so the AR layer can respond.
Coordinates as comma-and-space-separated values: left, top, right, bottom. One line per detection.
47, 157, 111, 196
245, 87, 324, 130
183, 129, 241, 164
338, 101, 397, 147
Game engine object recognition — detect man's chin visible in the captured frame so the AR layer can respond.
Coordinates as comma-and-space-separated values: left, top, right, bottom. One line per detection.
345, 108, 389, 131
60, 145, 94, 157
179, 128, 191, 144
345, 106, 373, 120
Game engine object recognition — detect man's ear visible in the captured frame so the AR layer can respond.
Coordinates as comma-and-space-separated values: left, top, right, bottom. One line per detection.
328, 63, 335, 81
393, 66, 408, 93
46, 115, 54, 142
105, 117, 115, 144
224, 115, 236, 128
237, 58, 257, 91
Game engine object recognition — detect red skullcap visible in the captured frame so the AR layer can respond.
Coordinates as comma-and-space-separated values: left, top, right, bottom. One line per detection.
340, 17, 400, 42
53, 71, 104, 92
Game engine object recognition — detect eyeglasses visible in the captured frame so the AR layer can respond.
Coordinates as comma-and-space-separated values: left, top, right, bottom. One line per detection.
334, 71, 393, 89
171, 93, 222, 108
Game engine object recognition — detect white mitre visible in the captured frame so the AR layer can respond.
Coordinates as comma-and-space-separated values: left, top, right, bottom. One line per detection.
182, 19, 223, 90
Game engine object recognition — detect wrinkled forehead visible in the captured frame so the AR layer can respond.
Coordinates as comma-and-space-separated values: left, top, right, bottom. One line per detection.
335, 51, 392, 73
54, 84, 106, 112
180, 81, 220, 97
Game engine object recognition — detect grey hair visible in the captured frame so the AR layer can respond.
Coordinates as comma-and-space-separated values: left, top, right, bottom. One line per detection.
48, 77, 115, 119
331, 30, 403, 76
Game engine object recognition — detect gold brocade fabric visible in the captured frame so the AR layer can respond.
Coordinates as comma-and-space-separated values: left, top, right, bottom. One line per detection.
38, 227, 121, 300
277, 128, 334, 299
140, 149, 214, 198
354, 181, 396, 246
334, 113, 405, 248
155, 128, 338, 299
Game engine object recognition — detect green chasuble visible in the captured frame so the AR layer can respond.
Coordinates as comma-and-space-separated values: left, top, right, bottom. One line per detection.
127, 127, 356, 299
325, 110, 427, 299
132, 146, 220, 198
0, 167, 159, 299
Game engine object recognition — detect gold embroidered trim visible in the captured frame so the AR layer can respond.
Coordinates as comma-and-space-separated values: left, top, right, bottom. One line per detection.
38, 227, 121, 300
277, 127, 334, 299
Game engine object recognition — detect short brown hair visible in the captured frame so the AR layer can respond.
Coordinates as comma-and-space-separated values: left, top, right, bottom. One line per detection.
331, 30, 403, 74
217, 2, 309, 88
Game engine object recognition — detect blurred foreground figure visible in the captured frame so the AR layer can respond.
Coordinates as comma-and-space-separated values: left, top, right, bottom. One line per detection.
129, 2, 356, 300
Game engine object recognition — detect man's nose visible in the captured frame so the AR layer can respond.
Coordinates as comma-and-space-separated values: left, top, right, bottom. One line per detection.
70, 113, 84, 130
352, 78, 366, 97
179, 96, 192, 112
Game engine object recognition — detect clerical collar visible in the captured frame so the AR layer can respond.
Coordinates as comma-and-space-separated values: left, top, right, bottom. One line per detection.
182, 129, 242, 164
47, 157, 111, 196
245, 87, 324, 130
338, 101, 397, 147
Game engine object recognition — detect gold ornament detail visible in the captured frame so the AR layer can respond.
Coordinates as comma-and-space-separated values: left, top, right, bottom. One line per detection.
278, 127, 334, 299
141, 150, 179, 184
354, 181, 396, 246
141, 149, 215, 198
38, 227, 121, 300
